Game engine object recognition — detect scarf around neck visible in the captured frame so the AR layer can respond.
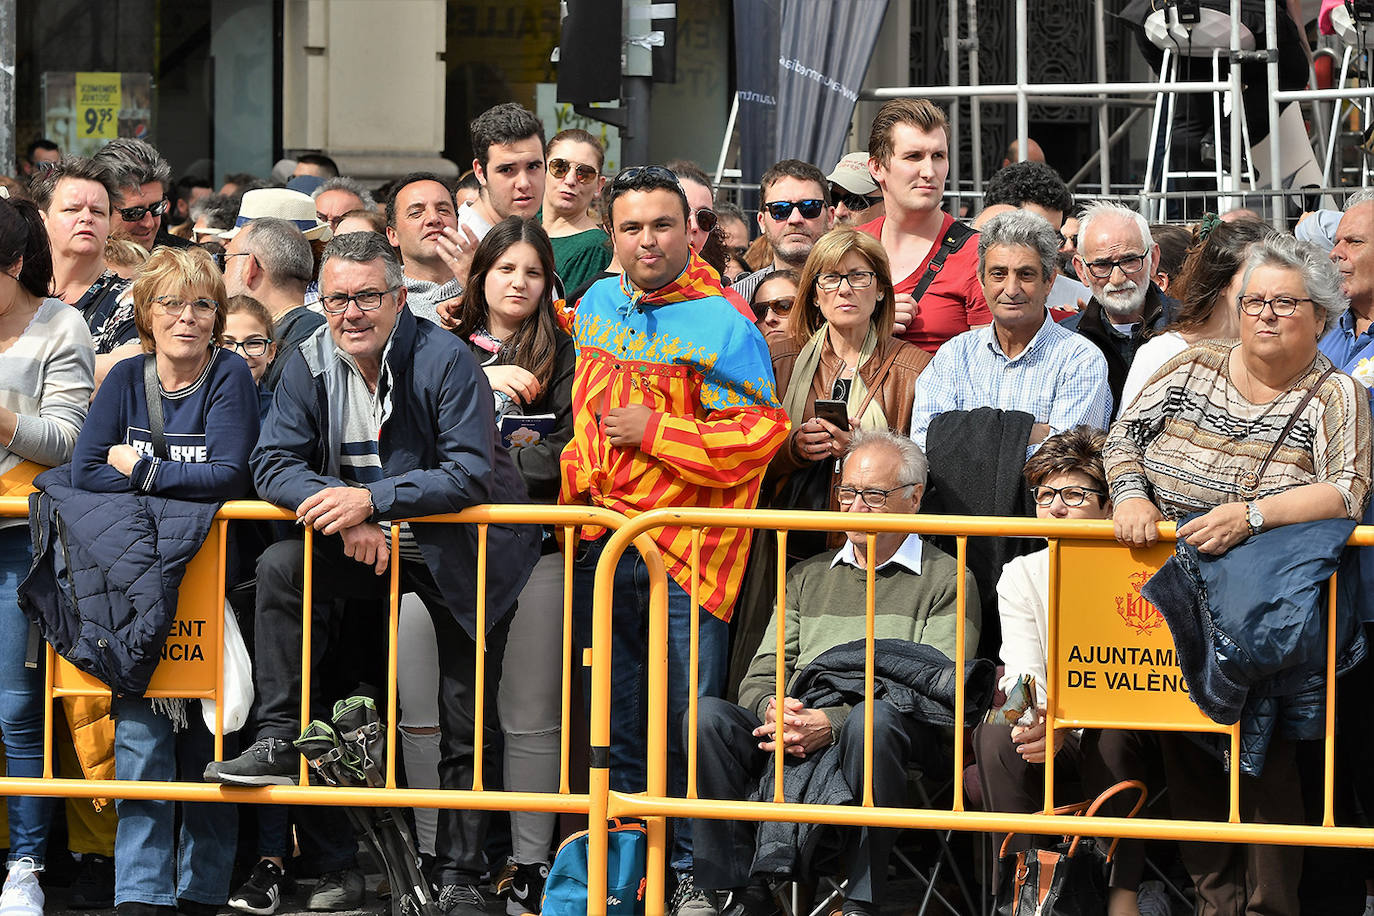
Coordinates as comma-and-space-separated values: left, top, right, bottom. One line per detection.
782, 324, 890, 434
617, 249, 725, 317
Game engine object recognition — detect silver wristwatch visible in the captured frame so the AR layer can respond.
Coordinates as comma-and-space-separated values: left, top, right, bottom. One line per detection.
1245, 502, 1264, 537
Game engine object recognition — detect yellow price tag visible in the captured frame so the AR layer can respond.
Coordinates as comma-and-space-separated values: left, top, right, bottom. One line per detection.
76, 72, 120, 140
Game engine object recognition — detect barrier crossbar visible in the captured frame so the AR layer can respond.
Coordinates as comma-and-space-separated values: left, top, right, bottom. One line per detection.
590, 507, 1374, 914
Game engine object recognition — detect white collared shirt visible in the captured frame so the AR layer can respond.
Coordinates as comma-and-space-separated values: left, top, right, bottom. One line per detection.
830, 532, 925, 574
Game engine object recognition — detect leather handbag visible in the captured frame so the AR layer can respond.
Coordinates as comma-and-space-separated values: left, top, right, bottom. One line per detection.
994, 780, 1147, 916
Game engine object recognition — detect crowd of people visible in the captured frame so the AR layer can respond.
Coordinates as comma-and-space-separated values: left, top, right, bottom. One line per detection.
0, 89, 1372, 916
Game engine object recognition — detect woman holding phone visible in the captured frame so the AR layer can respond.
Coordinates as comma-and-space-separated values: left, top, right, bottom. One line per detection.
768, 227, 930, 550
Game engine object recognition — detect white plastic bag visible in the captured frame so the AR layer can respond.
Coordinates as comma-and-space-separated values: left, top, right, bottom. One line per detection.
201, 599, 253, 734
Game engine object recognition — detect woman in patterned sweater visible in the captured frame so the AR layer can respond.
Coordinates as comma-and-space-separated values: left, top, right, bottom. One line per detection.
1104, 234, 1372, 916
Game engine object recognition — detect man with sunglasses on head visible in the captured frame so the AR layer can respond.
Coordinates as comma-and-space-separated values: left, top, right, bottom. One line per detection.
208, 232, 540, 916
1064, 200, 1172, 412
561, 164, 789, 916
827, 151, 886, 226
731, 159, 835, 304
860, 99, 990, 354
92, 138, 192, 252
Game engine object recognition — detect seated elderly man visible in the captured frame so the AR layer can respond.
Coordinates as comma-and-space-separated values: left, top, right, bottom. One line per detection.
687, 430, 980, 916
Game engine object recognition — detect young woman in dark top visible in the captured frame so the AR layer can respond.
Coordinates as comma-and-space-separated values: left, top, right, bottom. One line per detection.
450, 216, 575, 912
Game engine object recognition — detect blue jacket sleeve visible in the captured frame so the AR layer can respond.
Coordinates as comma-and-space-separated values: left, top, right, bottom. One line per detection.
366, 345, 498, 519
251, 350, 347, 512
131, 354, 259, 500
70, 358, 137, 493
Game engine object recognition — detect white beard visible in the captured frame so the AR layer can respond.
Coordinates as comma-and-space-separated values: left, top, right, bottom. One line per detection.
1098, 280, 1148, 320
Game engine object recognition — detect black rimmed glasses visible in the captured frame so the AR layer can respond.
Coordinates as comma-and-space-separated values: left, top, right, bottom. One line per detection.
225, 337, 273, 357
762, 199, 826, 221
816, 270, 876, 292
1029, 485, 1107, 508
834, 483, 917, 509
548, 158, 600, 185
319, 287, 401, 315
1236, 294, 1313, 318
1082, 253, 1147, 280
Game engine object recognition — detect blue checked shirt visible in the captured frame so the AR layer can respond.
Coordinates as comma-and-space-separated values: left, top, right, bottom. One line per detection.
910, 310, 1113, 455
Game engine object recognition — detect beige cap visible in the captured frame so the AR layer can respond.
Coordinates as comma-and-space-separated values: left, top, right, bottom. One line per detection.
220, 187, 333, 241
826, 152, 878, 195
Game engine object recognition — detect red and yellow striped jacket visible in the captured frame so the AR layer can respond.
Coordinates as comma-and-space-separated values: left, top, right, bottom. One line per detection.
560, 260, 790, 619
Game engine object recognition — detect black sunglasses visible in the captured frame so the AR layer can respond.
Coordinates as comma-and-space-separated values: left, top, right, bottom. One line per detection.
117, 199, 168, 222
831, 187, 882, 212
762, 199, 826, 221
611, 165, 679, 188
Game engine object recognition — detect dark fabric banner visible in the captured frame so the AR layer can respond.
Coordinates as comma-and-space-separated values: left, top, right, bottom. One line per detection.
558, 0, 624, 104
734, 0, 889, 188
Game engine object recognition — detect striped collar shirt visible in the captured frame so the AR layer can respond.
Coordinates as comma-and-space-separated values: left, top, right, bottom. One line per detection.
910, 310, 1113, 455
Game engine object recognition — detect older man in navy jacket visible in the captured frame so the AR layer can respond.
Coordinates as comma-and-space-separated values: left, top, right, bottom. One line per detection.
205, 232, 538, 912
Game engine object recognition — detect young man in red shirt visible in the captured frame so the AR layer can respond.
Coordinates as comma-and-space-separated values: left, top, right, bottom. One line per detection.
859, 99, 990, 354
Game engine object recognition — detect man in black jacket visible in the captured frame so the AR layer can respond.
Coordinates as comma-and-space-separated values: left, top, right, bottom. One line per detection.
1063, 201, 1174, 413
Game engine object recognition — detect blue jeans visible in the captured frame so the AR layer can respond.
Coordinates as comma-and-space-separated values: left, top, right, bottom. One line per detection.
113, 697, 237, 906
572, 534, 729, 871
0, 526, 52, 867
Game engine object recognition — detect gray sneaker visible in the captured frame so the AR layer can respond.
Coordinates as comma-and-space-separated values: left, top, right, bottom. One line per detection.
670, 871, 718, 916
305, 869, 364, 912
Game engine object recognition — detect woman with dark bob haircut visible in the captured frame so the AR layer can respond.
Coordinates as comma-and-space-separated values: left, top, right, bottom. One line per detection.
448, 216, 576, 911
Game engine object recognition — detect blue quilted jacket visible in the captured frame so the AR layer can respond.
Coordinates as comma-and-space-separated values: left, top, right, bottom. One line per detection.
18, 464, 219, 697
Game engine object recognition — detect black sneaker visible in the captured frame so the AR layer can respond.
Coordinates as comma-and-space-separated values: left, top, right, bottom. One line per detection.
435, 883, 486, 916
669, 871, 718, 916
228, 860, 287, 916
496, 862, 548, 915
718, 882, 779, 916
203, 738, 299, 786
68, 854, 115, 909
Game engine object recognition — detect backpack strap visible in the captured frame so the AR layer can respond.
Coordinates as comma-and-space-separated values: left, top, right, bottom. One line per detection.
909, 220, 976, 304
143, 355, 169, 460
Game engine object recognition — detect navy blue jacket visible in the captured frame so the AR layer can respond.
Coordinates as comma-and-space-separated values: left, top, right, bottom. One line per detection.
252, 307, 539, 637
1143, 518, 1365, 776
19, 465, 220, 696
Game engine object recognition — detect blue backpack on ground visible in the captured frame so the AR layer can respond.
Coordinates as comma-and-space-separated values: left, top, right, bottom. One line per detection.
541, 818, 646, 915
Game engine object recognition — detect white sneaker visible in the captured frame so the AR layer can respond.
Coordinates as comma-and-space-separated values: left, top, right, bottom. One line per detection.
0, 858, 44, 916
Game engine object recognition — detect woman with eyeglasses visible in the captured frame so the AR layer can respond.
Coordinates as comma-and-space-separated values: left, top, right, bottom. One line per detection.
973, 427, 1160, 916
222, 295, 277, 421
749, 268, 798, 345
70, 246, 258, 915
540, 128, 611, 294
1105, 235, 1372, 915
765, 227, 929, 562
1119, 219, 1274, 410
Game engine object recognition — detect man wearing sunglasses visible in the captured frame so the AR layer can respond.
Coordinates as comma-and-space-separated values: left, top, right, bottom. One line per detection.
732, 159, 834, 304
93, 138, 190, 253
827, 151, 886, 226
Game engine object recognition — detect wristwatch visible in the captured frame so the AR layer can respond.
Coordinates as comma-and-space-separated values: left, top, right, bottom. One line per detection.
1245, 502, 1264, 537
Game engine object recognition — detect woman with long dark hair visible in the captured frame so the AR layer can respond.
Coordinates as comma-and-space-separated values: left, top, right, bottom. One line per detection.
451, 217, 575, 913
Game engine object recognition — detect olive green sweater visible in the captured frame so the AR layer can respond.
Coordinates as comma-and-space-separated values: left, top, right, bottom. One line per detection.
737, 536, 980, 735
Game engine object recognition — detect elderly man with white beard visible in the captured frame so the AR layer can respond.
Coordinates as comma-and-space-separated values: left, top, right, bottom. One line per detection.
1062, 201, 1175, 414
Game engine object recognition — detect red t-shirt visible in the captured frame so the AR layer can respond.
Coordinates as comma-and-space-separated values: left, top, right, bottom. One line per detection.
858, 212, 991, 354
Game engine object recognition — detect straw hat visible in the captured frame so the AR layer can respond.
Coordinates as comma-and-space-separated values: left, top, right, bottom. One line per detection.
220, 187, 333, 241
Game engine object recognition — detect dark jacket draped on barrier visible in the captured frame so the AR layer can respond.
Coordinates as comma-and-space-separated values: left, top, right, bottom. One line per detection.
18, 464, 220, 697
1142, 517, 1365, 776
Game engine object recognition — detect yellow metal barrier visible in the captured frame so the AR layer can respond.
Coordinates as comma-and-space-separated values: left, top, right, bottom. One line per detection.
5, 491, 1374, 914
591, 507, 1374, 914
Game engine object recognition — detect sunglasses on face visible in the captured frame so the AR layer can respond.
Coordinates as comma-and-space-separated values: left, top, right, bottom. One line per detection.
691, 208, 718, 234
118, 199, 168, 222
750, 297, 794, 321
548, 158, 600, 185
762, 199, 826, 221
831, 187, 882, 212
